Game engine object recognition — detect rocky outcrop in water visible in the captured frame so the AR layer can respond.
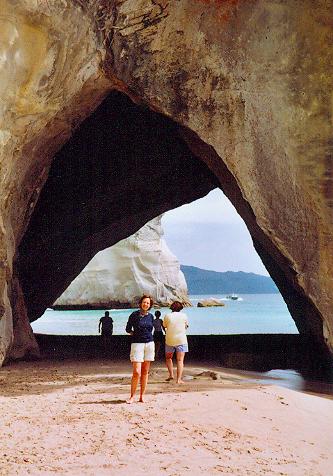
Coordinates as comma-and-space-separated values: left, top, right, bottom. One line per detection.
54, 216, 190, 308
0, 1, 332, 364
197, 299, 225, 308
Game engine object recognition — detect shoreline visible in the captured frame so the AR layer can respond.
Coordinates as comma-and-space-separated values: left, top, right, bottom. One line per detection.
1, 358, 333, 475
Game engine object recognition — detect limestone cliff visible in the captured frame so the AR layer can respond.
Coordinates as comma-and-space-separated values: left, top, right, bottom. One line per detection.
0, 0, 332, 365
54, 216, 190, 308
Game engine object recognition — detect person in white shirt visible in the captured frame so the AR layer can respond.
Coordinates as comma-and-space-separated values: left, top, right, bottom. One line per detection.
163, 301, 189, 384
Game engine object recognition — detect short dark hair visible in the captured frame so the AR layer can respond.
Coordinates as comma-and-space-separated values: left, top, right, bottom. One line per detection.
139, 294, 153, 309
170, 301, 183, 312
154, 310, 161, 318
105, 311, 110, 316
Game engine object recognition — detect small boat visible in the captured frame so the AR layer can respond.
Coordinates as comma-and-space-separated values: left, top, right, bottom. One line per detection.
226, 294, 239, 300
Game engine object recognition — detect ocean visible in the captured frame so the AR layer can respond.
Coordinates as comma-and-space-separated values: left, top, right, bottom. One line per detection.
31, 293, 298, 336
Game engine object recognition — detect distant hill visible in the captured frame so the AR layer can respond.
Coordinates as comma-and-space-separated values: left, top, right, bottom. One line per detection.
181, 265, 278, 294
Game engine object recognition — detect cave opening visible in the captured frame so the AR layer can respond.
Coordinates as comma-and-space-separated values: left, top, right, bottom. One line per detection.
31, 188, 297, 337
15, 90, 330, 372
17, 90, 219, 322
29, 183, 301, 373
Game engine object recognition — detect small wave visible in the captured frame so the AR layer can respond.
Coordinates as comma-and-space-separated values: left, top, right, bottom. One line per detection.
224, 296, 244, 301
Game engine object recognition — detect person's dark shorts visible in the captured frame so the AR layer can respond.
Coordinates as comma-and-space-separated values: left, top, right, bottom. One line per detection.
153, 331, 164, 343
102, 331, 113, 337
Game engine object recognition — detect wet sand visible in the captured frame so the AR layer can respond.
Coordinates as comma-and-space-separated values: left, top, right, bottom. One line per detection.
1, 359, 333, 475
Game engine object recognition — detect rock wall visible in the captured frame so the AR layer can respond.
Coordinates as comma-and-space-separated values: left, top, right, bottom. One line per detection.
0, 0, 112, 361
55, 216, 190, 308
107, 0, 333, 356
0, 0, 332, 364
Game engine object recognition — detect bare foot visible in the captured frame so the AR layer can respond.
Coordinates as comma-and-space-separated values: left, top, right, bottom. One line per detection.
166, 376, 174, 382
176, 380, 185, 384
126, 397, 135, 404
139, 397, 145, 403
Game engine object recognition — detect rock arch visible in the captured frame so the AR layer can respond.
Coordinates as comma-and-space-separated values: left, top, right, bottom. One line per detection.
0, 0, 332, 364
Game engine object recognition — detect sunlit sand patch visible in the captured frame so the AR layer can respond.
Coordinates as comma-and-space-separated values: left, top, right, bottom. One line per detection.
1, 359, 333, 475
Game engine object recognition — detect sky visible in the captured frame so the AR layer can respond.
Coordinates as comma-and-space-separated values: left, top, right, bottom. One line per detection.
161, 188, 269, 276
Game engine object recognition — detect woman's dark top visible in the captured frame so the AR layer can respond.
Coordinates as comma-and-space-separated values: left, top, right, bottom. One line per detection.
125, 310, 154, 343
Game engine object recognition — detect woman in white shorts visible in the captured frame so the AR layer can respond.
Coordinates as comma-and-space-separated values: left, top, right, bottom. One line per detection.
125, 295, 155, 403
163, 301, 189, 384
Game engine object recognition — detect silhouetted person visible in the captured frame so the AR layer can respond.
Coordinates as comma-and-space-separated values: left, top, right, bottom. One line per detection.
99, 311, 113, 352
153, 310, 165, 359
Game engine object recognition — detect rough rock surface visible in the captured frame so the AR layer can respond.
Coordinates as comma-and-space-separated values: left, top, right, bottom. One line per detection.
0, 0, 112, 361
55, 216, 190, 308
0, 1, 332, 364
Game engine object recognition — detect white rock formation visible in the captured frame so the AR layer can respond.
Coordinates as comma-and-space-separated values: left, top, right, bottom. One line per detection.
55, 216, 190, 308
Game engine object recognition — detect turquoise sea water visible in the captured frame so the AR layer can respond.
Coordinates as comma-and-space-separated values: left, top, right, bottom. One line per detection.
31, 293, 298, 336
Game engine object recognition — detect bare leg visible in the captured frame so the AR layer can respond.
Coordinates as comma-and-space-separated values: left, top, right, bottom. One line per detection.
127, 362, 141, 403
139, 361, 151, 402
176, 352, 185, 383
165, 352, 174, 380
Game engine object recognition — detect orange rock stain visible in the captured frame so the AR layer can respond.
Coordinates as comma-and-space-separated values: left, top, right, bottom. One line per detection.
196, 0, 243, 23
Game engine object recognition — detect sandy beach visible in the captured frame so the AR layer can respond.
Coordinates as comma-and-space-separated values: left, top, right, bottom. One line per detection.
1, 359, 333, 476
